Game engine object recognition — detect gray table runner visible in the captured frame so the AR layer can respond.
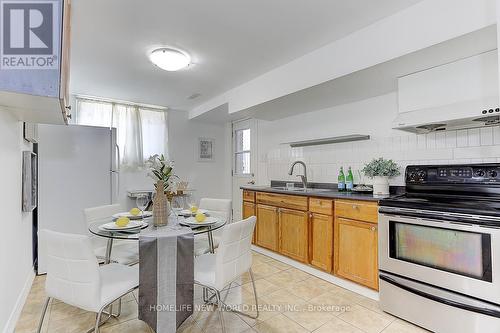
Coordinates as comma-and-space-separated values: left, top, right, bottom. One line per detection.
138, 222, 194, 333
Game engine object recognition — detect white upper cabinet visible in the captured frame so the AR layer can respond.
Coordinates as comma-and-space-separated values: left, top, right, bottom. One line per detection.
0, 0, 71, 124
398, 50, 499, 114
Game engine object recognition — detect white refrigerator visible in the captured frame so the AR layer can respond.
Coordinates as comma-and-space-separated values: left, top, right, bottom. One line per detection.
37, 124, 119, 274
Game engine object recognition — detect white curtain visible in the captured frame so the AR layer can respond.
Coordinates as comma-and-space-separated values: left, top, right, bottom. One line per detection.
140, 108, 168, 160
75, 98, 168, 169
76, 99, 112, 127
112, 104, 143, 169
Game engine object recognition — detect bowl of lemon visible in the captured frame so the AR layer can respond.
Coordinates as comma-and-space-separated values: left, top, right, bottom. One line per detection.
112, 208, 152, 220
179, 213, 219, 227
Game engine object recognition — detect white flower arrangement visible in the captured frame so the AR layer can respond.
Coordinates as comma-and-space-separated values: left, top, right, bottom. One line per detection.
145, 154, 179, 193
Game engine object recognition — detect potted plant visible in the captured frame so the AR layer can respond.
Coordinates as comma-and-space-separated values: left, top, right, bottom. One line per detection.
362, 158, 400, 195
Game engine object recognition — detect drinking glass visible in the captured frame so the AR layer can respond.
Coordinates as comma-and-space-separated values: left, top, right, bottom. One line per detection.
136, 194, 150, 219
187, 195, 198, 214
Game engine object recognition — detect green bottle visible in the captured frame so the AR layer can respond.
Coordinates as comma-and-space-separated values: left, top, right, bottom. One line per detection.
346, 167, 354, 192
338, 167, 346, 192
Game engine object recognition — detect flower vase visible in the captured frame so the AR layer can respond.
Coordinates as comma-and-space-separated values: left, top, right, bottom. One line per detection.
373, 176, 390, 195
152, 180, 170, 227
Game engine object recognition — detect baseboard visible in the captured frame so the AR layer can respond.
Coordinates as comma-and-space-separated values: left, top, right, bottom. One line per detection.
3, 269, 35, 333
251, 245, 379, 301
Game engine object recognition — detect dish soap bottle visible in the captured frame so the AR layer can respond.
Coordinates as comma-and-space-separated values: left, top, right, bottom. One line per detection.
338, 167, 346, 192
346, 167, 354, 192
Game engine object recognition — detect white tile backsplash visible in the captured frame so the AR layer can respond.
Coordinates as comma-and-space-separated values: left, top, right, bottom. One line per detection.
467, 128, 480, 146
456, 129, 468, 147
263, 127, 500, 186
480, 127, 493, 146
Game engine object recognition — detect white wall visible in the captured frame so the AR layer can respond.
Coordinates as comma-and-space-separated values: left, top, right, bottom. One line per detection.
168, 110, 231, 200
0, 110, 34, 333
257, 92, 500, 186
118, 110, 231, 209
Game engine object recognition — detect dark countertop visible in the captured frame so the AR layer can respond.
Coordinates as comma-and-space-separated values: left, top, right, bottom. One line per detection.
240, 185, 391, 202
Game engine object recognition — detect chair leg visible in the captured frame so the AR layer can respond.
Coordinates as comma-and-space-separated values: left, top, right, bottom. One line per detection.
94, 309, 103, 333
116, 298, 122, 317
214, 290, 226, 333
249, 268, 259, 319
36, 297, 50, 333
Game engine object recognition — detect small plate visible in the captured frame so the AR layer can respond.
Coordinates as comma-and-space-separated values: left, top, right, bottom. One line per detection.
179, 216, 218, 227
112, 211, 152, 220
179, 209, 208, 216
100, 221, 147, 231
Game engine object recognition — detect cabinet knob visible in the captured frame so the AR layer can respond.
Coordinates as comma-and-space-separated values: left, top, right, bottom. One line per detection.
66, 113, 72, 119
65, 105, 72, 110
371, 226, 376, 231
352, 205, 359, 210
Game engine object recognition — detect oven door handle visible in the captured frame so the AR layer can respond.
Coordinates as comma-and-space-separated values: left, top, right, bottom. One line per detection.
379, 274, 500, 318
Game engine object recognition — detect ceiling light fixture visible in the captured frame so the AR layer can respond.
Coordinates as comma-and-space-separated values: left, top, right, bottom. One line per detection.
149, 47, 191, 71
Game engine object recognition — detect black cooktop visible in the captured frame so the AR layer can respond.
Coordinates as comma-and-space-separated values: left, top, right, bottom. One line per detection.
379, 163, 500, 218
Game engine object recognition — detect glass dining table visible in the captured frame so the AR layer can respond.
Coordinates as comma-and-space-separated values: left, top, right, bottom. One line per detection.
88, 213, 227, 264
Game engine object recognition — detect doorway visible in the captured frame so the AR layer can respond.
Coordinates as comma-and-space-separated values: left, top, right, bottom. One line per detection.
231, 119, 256, 221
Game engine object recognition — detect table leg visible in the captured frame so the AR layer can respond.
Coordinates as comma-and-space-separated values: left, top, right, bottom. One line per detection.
207, 231, 215, 254
204, 230, 216, 304
104, 238, 114, 264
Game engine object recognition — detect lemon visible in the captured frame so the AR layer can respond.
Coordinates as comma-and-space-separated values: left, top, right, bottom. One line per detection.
190, 205, 198, 213
129, 207, 141, 216
195, 212, 206, 223
115, 216, 130, 227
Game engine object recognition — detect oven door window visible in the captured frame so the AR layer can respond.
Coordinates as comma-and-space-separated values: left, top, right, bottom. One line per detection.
389, 221, 492, 282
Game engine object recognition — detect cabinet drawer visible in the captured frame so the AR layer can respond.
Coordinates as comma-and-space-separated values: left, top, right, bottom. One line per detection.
243, 190, 255, 202
309, 198, 333, 215
256, 192, 308, 211
335, 200, 378, 223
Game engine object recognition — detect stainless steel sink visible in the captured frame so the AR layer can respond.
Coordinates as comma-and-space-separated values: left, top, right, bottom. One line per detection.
271, 187, 332, 193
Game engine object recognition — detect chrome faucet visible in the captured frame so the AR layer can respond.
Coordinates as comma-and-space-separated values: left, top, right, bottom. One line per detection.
288, 161, 308, 189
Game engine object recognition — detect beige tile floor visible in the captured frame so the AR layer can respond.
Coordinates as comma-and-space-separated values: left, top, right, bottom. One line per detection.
16, 251, 429, 333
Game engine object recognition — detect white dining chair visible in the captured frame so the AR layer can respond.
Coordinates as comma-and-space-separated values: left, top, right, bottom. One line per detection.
84, 204, 139, 265
193, 198, 232, 256
194, 216, 258, 332
37, 230, 139, 333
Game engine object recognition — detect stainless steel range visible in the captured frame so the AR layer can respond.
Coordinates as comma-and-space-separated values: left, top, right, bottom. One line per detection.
379, 164, 500, 333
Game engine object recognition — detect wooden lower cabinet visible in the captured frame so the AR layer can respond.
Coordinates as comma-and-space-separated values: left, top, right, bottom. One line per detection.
334, 217, 379, 290
279, 208, 309, 263
255, 204, 279, 251
243, 201, 256, 243
247, 192, 379, 290
308, 213, 333, 272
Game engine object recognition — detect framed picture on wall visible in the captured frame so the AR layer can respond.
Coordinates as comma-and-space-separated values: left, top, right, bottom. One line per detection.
198, 137, 215, 162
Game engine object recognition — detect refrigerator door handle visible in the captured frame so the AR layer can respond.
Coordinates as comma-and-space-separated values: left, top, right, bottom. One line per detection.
115, 144, 121, 172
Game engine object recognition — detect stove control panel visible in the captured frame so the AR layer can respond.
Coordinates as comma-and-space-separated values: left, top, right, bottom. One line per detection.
406, 164, 500, 184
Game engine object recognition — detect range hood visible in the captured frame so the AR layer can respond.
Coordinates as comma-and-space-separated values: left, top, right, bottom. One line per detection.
394, 50, 499, 134
393, 97, 500, 134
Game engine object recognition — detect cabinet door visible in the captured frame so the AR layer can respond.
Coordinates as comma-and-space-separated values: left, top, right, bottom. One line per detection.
334, 217, 378, 290
256, 204, 279, 251
309, 213, 333, 272
243, 201, 256, 244
279, 208, 309, 263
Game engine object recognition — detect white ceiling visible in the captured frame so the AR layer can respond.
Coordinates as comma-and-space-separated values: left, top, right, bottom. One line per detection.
70, 0, 423, 111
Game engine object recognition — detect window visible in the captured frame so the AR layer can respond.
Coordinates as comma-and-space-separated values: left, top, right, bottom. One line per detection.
234, 128, 251, 175
75, 98, 168, 169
